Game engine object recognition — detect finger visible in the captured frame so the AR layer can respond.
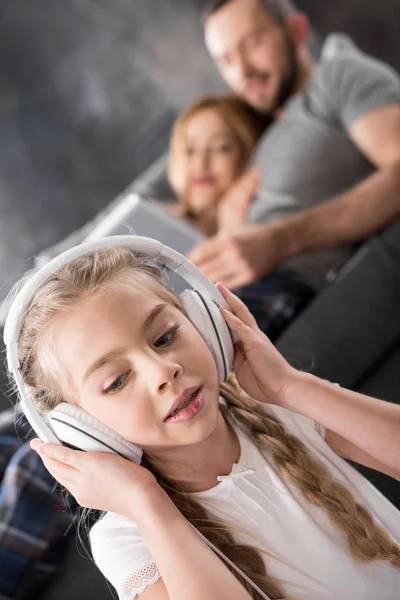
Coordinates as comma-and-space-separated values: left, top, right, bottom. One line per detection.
203, 262, 240, 284
232, 341, 246, 372
216, 283, 258, 328
190, 249, 238, 282
213, 263, 258, 290
220, 305, 259, 344
248, 167, 261, 185
30, 438, 43, 452
239, 167, 260, 193
221, 275, 254, 290
188, 239, 220, 265
217, 284, 260, 324
37, 443, 81, 470
40, 453, 78, 485
214, 273, 249, 289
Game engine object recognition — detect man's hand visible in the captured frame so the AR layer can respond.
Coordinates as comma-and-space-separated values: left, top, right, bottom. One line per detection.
217, 168, 260, 233
188, 222, 284, 289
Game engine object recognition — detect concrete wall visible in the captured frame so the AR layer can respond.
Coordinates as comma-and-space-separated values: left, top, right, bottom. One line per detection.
0, 0, 398, 302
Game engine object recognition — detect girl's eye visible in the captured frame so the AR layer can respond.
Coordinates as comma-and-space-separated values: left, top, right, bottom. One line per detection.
214, 143, 234, 153
104, 371, 130, 394
154, 325, 180, 348
247, 29, 265, 48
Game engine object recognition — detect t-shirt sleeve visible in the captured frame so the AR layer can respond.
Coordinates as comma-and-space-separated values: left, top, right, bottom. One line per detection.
311, 34, 400, 129
89, 512, 161, 599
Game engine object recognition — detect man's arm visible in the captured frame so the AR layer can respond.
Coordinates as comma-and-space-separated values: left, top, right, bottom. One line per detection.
278, 104, 400, 259
188, 104, 400, 288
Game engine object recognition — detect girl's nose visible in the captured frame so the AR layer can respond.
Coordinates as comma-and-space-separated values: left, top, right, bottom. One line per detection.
149, 358, 183, 395
191, 150, 209, 173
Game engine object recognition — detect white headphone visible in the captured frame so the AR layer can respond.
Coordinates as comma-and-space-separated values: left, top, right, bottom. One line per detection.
4, 235, 235, 464
4, 235, 272, 600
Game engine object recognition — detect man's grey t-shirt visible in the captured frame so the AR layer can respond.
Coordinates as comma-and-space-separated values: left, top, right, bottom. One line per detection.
249, 34, 400, 291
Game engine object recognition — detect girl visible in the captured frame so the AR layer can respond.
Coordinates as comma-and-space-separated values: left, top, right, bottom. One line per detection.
167, 94, 266, 236
12, 242, 400, 599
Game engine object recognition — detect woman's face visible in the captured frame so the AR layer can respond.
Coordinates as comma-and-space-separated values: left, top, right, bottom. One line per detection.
50, 275, 221, 459
183, 108, 242, 215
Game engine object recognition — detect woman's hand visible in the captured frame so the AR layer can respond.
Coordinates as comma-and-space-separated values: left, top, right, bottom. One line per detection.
217, 168, 260, 233
217, 282, 296, 405
30, 439, 159, 518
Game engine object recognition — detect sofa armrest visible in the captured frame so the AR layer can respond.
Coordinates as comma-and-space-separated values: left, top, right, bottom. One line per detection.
276, 217, 400, 389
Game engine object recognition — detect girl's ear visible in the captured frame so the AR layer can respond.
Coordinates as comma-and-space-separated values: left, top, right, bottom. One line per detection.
286, 12, 310, 49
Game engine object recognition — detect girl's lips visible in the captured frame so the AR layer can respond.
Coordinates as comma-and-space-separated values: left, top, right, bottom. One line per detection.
192, 177, 214, 186
165, 385, 200, 420
164, 387, 204, 424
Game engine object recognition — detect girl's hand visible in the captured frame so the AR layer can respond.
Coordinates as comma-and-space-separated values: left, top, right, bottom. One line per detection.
217, 282, 296, 405
30, 439, 159, 518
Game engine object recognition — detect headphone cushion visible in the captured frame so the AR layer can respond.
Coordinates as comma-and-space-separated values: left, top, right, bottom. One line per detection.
179, 289, 233, 382
48, 403, 142, 464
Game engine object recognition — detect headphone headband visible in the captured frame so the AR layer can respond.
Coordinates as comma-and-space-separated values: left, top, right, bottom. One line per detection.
4, 234, 234, 446
4, 235, 227, 372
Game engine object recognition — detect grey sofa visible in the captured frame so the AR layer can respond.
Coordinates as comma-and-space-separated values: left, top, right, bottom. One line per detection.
276, 217, 400, 507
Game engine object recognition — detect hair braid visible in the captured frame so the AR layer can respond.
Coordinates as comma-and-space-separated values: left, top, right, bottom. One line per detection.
141, 454, 286, 600
223, 380, 400, 569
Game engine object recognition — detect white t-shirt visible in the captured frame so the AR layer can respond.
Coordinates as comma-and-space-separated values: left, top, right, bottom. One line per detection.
90, 403, 400, 599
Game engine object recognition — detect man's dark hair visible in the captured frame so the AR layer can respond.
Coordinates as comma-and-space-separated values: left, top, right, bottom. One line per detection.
202, 0, 296, 26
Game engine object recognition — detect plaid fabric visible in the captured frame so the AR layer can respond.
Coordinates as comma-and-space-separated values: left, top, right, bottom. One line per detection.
0, 409, 74, 600
234, 269, 315, 341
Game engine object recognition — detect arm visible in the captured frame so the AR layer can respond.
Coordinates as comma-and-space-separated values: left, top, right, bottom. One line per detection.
188, 55, 400, 289
273, 104, 400, 261
134, 486, 252, 600
323, 430, 398, 481
277, 47, 400, 256
217, 283, 400, 482
188, 107, 400, 288
281, 372, 400, 481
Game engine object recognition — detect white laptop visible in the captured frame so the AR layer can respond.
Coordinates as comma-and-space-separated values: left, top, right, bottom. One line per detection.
85, 193, 205, 256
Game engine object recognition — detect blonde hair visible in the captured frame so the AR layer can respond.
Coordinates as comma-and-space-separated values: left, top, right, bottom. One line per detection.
15, 247, 400, 599
168, 95, 263, 222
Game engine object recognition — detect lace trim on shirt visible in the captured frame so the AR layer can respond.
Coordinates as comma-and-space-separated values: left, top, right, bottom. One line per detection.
121, 563, 161, 599
314, 421, 326, 439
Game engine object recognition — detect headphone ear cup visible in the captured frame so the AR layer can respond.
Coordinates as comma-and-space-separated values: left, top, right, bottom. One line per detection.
179, 289, 233, 382
48, 403, 142, 464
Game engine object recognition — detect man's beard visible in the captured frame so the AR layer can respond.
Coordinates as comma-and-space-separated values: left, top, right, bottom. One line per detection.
245, 35, 300, 115
272, 35, 299, 112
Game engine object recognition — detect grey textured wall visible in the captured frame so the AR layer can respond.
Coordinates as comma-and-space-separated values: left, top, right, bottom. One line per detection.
298, 0, 400, 73
0, 0, 223, 301
0, 0, 399, 303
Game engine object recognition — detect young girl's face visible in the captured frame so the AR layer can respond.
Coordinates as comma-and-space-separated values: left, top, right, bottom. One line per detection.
49, 275, 220, 455
183, 108, 242, 215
